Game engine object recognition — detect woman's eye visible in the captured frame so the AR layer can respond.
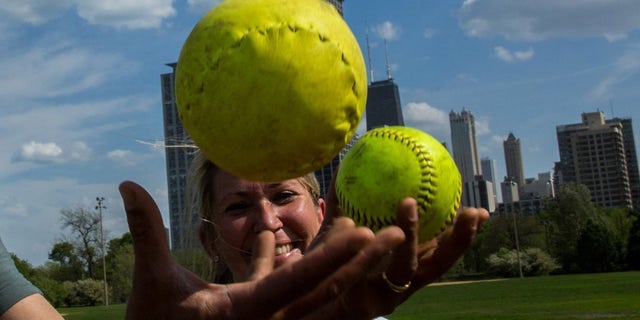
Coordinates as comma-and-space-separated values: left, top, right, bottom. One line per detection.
273, 191, 296, 205
224, 202, 250, 214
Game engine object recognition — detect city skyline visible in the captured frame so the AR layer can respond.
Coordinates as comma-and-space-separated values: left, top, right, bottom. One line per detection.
2, 1, 640, 265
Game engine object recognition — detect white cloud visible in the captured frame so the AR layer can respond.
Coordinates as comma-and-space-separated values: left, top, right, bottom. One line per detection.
494, 46, 513, 62
514, 48, 535, 61
592, 44, 640, 99
373, 21, 400, 41
108, 149, 137, 166
0, 95, 154, 179
68, 142, 93, 162
76, 0, 176, 29
458, 0, 640, 41
494, 46, 534, 62
1, 96, 152, 145
13, 141, 63, 163
0, 0, 72, 25
403, 102, 450, 139
0, 40, 136, 102
475, 117, 491, 136
11, 141, 93, 164
0, 0, 175, 30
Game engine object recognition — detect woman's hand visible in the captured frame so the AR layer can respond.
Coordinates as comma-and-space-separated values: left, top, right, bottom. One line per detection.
119, 181, 406, 320
304, 177, 490, 319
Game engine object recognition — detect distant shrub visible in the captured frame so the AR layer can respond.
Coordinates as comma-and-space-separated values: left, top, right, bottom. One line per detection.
487, 247, 559, 277
63, 279, 105, 307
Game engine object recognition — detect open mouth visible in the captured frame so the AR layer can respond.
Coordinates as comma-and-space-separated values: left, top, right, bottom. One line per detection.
275, 241, 304, 256
240, 240, 305, 259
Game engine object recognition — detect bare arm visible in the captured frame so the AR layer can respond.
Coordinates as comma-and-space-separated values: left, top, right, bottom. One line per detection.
0, 294, 63, 320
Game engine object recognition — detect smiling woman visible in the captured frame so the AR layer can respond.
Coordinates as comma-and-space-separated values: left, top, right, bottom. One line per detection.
191, 151, 325, 283
119, 154, 490, 319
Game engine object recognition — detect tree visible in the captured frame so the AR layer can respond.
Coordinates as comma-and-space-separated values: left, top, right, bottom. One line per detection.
627, 211, 640, 270
60, 207, 102, 279
603, 207, 635, 247
10, 252, 67, 307
10, 253, 37, 279
105, 233, 134, 304
48, 241, 85, 281
538, 182, 598, 272
576, 219, 623, 272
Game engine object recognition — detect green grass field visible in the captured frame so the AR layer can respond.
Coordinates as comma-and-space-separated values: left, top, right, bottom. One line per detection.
57, 272, 639, 319
390, 271, 640, 320
58, 304, 126, 320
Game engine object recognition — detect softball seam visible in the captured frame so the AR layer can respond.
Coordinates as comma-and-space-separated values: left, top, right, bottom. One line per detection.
211, 22, 362, 103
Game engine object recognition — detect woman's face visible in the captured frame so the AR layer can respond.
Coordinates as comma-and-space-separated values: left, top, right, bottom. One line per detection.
210, 169, 325, 281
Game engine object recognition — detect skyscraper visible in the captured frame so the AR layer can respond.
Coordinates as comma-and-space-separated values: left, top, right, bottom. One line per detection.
481, 157, 500, 204
365, 79, 404, 131
449, 108, 482, 207
614, 117, 640, 210
161, 63, 197, 250
556, 111, 637, 209
503, 132, 525, 188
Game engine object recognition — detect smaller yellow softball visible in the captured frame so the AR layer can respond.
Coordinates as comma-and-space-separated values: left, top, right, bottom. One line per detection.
335, 126, 462, 242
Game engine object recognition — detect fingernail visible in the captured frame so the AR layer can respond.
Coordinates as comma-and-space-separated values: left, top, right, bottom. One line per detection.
119, 185, 136, 209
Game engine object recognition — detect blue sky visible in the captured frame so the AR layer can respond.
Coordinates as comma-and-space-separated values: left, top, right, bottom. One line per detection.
1, 0, 639, 266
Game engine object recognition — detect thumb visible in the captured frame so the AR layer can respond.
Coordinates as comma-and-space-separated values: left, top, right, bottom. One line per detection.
119, 180, 172, 265
246, 230, 276, 281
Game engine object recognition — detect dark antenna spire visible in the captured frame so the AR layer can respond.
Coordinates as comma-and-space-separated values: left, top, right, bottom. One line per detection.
610, 99, 615, 117
384, 39, 392, 80
366, 29, 375, 83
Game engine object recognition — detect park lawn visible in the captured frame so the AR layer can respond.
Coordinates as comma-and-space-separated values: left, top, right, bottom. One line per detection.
389, 271, 640, 320
58, 304, 125, 320
55, 272, 639, 320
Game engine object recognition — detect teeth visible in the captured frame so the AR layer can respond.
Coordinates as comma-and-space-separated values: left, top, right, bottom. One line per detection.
275, 244, 292, 255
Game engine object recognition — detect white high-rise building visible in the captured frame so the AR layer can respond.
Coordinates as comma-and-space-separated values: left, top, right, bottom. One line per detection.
449, 108, 482, 208
556, 111, 638, 209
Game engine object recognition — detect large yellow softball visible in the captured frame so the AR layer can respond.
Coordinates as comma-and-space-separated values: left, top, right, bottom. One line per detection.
175, 0, 367, 182
336, 126, 462, 242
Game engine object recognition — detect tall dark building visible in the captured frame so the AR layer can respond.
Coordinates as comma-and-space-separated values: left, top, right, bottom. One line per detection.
365, 79, 404, 131
556, 111, 638, 209
161, 63, 197, 250
503, 132, 525, 187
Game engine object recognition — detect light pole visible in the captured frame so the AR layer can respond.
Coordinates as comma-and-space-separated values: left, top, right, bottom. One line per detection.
512, 212, 524, 278
96, 197, 109, 306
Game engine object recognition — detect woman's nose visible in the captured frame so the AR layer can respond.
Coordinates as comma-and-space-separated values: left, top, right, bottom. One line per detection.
253, 200, 283, 232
